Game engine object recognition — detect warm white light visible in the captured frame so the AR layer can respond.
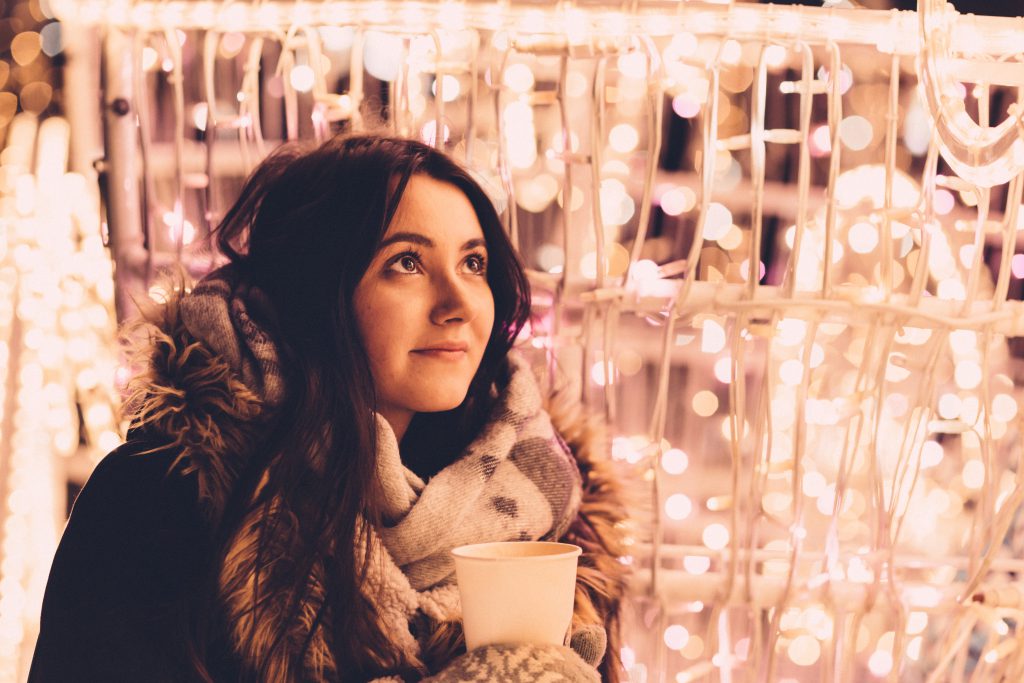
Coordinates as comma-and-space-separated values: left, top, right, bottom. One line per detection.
921, 441, 943, 469
906, 612, 929, 635
660, 186, 696, 216
868, 650, 893, 676
420, 120, 451, 146
692, 390, 719, 417
779, 359, 804, 386
934, 189, 955, 215
503, 63, 535, 93
703, 203, 732, 241
839, 115, 873, 151
765, 44, 787, 67
702, 523, 729, 550
810, 124, 832, 156
566, 70, 589, 98
609, 124, 640, 153
949, 330, 977, 354
590, 360, 614, 386
516, 174, 559, 212
937, 393, 962, 420
664, 624, 690, 650
992, 394, 1018, 422
721, 39, 742, 65
937, 278, 967, 301
631, 259, 660, 282
672, 94, 701, 119
848, 221, 878, 254
618, 51, 648, 79
713, 356, 732, 383
701, 318, 727, 354
684, 555, 711, 574
962, 460, 985, 490
665, 494, 693, 520
363, 32, 402, 81
788, 635, 821, 666
662, 448, 689, 475
616, 349, 643, 375
431, 74, 461, 102
802, 471, 827, 498
954, 361, 982, 390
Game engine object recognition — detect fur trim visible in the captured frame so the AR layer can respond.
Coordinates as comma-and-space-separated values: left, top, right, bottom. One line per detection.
125, 294, 630, 682
122, 294, 264, 520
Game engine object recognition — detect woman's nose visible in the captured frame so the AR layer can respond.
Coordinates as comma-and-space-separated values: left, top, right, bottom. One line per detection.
429, 273, 477, 325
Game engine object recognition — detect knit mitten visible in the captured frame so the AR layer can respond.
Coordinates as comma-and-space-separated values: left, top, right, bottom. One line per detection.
569, 623, 607, 668
425, 640, 601, 682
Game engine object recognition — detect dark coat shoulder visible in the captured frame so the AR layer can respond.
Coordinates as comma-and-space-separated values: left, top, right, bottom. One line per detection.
28, 441, 221, 682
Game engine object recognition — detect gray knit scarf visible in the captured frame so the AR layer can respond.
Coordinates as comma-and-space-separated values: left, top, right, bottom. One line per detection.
179, 265, 584, 670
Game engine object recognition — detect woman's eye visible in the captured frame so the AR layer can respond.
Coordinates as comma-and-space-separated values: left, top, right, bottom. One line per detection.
389, 253, 421, 274
466, 254, 487, 274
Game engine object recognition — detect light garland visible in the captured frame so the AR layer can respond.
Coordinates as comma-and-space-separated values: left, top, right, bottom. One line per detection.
37, 0, 1024, 680
0, 113, 120, 682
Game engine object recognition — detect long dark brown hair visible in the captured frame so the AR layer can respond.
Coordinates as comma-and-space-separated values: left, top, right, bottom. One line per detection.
190, 135, 530, 680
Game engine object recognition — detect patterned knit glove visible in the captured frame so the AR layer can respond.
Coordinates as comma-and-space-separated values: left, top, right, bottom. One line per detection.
425, 626, 606, 683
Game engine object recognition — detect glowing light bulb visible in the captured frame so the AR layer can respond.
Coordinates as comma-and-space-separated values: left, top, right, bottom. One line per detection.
431, 75, 461, 102
617, 52, 648, 79
665, 494, 693, 520
701, 318, 727, 354
839, 115, 873, 151
631, 259, 660, 282
779, 359, 804, 386
609, 124, 639, 153
683, 555, 711, 574
692, 390, 719, 417
921, 441, 943, 469
962, 460, 985, 489
802, 471, 827, 497
992, 394, 1018, 421
934, 189, 955, 215
949, 330, 977, 354
954, 361, 982, 390
868, 651, 893, 676
702, 203, 732, 241
503, 63, 535, 93
937, 393, 962, 420
662, 448, 689, 475
848, 222, 878, 254
660, 186, 696, 216
713, 357, 732, 383
672, 94, 701, 118
363, 32, 402, 81
702, 523, 729, 550
788, 635, 821, 666
777, 318, 807, 346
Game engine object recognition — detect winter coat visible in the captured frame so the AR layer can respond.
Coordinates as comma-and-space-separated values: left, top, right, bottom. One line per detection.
29, 299, 630, 682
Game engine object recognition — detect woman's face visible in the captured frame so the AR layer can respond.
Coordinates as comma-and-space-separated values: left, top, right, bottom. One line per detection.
353, 174, 496, 440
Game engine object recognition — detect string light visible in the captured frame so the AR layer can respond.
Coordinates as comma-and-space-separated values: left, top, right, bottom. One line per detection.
27, 1, 1024, 680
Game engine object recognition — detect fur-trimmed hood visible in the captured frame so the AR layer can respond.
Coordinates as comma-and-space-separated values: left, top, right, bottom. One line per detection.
125, 294, 631, 682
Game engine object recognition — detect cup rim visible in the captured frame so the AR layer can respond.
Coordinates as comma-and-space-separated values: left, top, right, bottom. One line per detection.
451, 541, 582, 561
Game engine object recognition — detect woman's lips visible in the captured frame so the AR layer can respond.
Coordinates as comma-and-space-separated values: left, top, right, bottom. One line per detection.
412, 349, 467, 358
411, 343, 469, 359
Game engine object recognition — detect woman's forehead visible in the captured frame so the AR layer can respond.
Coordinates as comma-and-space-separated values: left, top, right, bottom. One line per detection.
384, 175, 485, 244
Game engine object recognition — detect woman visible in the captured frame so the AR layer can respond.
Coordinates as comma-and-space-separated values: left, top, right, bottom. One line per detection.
30, 135, 629, 681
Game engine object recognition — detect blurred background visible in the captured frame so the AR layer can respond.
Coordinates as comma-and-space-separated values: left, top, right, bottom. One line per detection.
3, 1, 1024, 682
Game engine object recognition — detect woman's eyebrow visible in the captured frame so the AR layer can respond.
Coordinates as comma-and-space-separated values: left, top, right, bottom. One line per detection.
380, 231, 433, 248
379, 233, 488, 251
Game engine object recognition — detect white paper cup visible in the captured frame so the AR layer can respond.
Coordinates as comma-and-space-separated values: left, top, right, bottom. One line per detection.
451, 541, 581, 651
